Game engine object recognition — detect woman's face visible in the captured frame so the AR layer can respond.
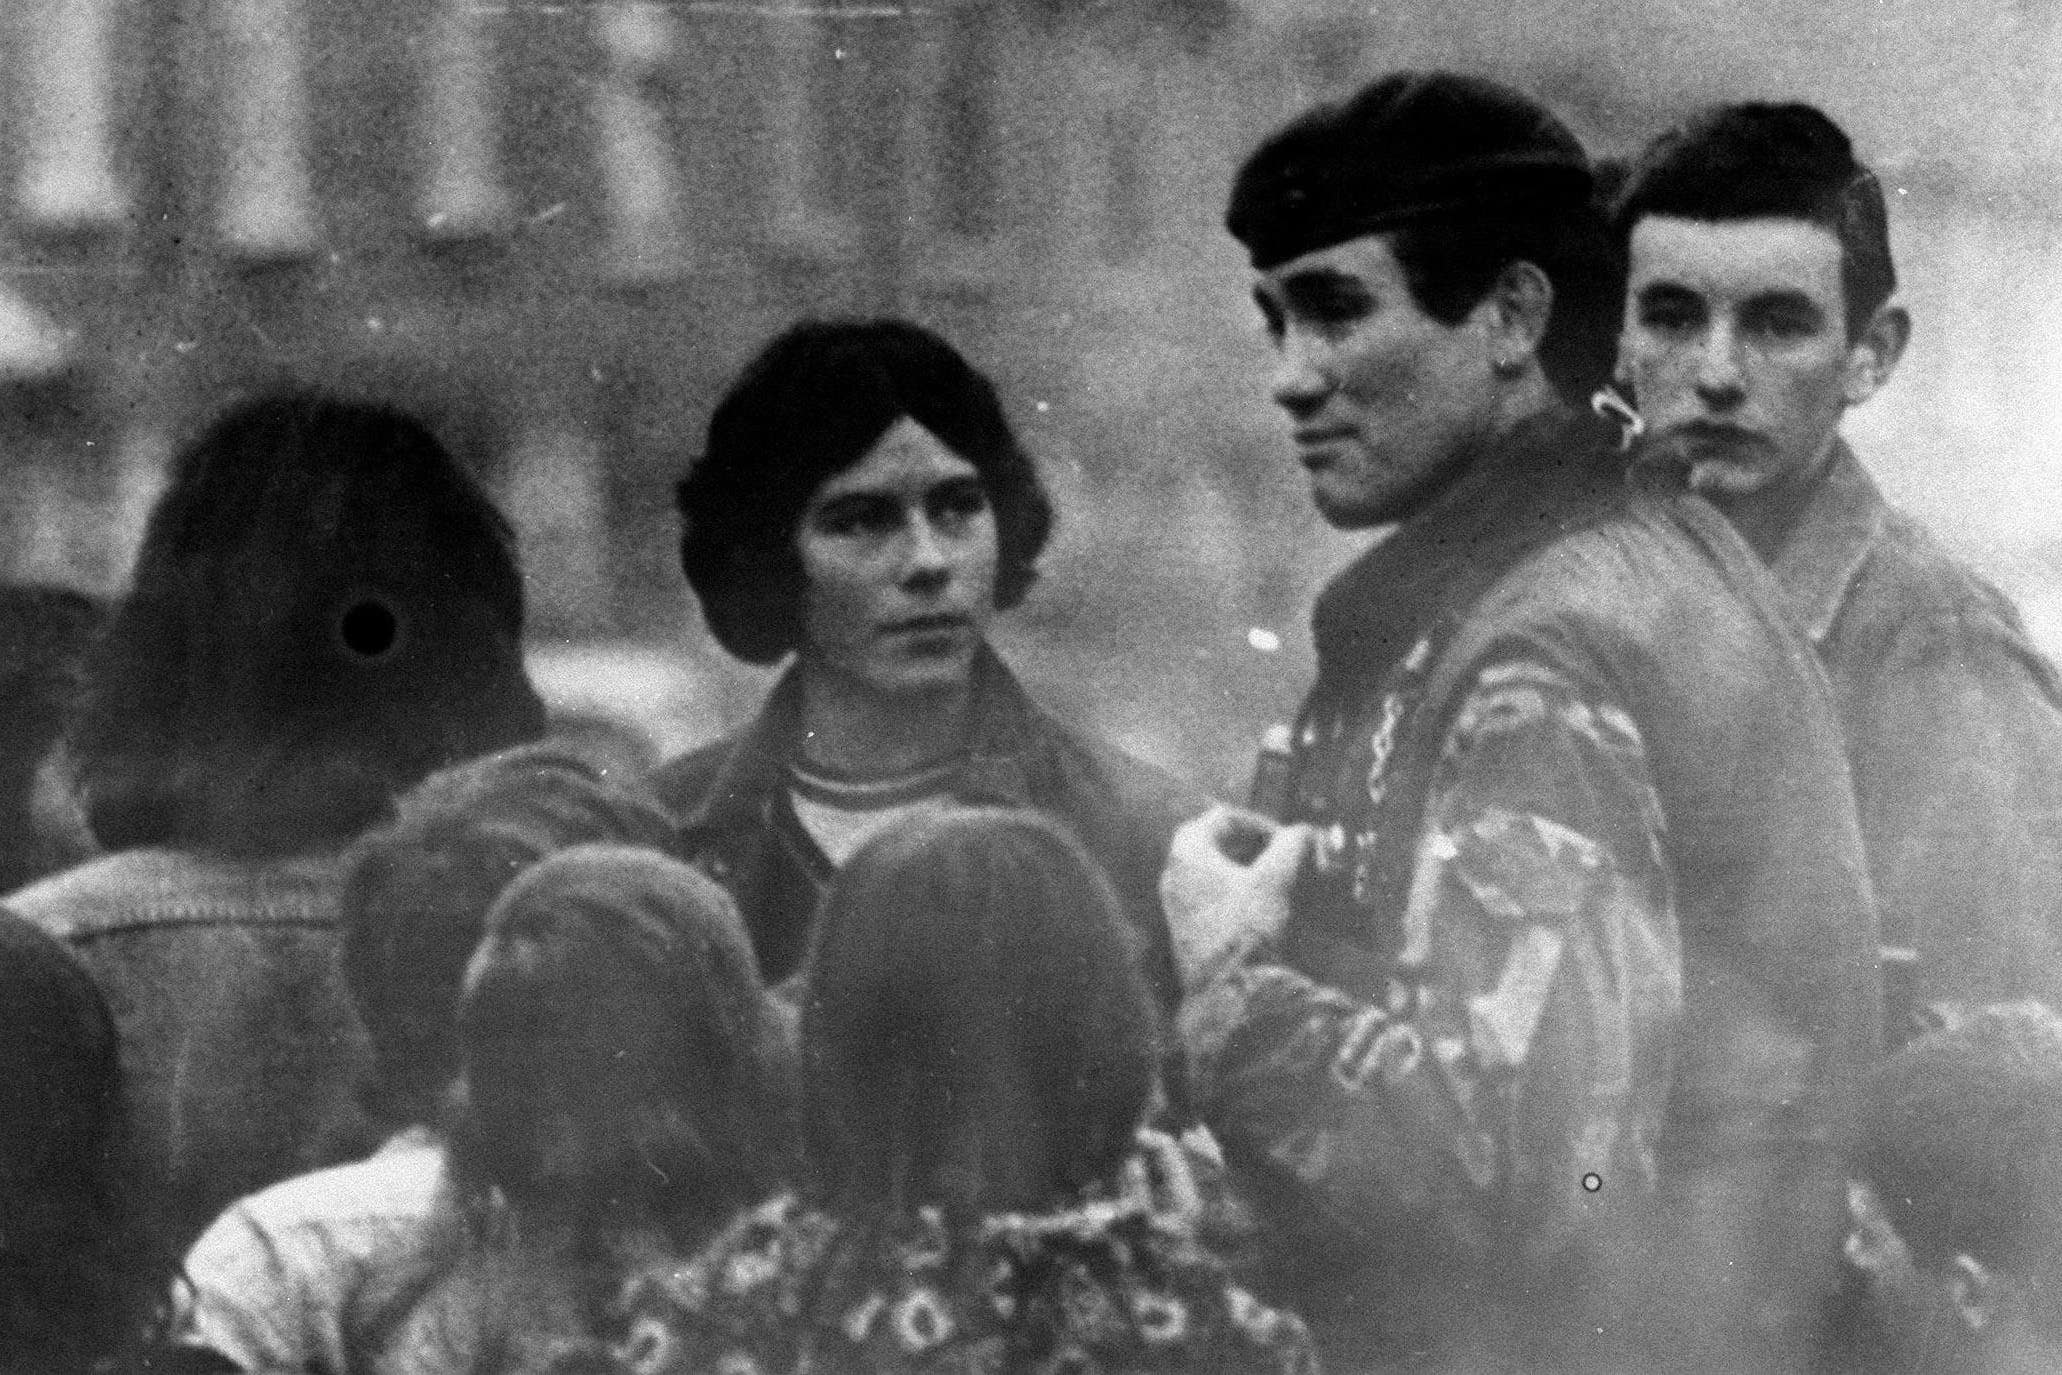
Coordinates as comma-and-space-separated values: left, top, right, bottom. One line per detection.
794, 417, 999, 701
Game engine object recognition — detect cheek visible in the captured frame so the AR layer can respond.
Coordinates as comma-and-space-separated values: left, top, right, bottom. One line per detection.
967, 518, 1001, 590
1329, 336, 1416, 412
797, 554, 880, 648
1623, 338, 1689, 393
1776, 360, 1854, 419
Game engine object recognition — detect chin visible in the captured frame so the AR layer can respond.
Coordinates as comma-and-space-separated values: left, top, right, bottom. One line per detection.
1309, 485, 1399, 531
874, 649, 979, 697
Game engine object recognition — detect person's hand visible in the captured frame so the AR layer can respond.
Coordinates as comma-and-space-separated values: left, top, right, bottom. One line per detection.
1159, 805, 1310, 989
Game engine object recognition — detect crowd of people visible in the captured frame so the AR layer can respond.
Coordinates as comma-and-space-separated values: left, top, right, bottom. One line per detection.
1, 69, 2059, 1375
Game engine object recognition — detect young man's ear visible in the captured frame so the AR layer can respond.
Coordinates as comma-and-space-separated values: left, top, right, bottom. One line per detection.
1481, 260, 1555, 371
1948, 1252, 2002, 1334
1844, 303, 1911, 406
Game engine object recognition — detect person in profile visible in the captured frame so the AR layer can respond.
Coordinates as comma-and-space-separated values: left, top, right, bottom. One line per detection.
1163, 70, 1879, 1369
1834, 1002, 2062, 1373
588, 808, 1315, 1375
653, 318, 1202, 1009
4, 391, 548, 1250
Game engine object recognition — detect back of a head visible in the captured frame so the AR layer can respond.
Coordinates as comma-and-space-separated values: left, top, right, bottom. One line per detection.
1612, 102, 1895, 340
677, 318, 1051, 665
456, 845, 792, 1242
1226, 69, 1618, 403
0, 913, 159, 1370
74, 391, 548, 859
338, 741, 678, 1131
0, 584, 106, 894
803, 808, 1159, 1219
1854, 1003, 2062, 1322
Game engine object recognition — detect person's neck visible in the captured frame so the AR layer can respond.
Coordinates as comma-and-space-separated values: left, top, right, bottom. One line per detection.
796, 663, 978, 777
1486, 370, 1562, 442
1401, 375, 1566, 526
1710, 436, 1841, 564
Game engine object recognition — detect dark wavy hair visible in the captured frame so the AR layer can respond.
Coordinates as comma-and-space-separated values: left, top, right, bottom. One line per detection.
802, 808, 1160, 1219
71, 392, 547, 859
677, 319, 1053, 665
0, 583, 105, 894
1612, 102, 1895, 342
453, 845, 797, 1248
338, 741, 678, 1132
0, 914, 167, 1372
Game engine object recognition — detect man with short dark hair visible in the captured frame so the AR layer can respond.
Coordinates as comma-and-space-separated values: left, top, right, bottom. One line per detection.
1162, 71, 1880, 1369
1836, 1003, 2062, 1372
1615, 103, 2062, 1034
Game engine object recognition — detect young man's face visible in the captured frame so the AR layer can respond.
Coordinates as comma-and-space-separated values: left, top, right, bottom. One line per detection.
794, 416, 999, 700
1252, 232, 1499, 530
1621, 215, 1876, 499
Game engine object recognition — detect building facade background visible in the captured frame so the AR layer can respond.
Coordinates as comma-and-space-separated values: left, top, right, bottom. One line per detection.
1, 0, 2057, 792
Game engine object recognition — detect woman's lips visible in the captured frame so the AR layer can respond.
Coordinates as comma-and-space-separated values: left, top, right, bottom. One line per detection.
885, 613, 970, 636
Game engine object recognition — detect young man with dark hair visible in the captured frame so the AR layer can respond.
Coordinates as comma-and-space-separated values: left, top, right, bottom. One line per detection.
1836, 1003, 2062, 1372
1615, 103, 2062, 1032
1162, 71, 1879, 1369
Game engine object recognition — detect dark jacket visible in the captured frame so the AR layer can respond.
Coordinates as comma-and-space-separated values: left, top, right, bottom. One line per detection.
6, 848, 374, 1254
649, 646, 1207, 1010
1188, 411, 1881, 1371
1762, 443, 2062, 1024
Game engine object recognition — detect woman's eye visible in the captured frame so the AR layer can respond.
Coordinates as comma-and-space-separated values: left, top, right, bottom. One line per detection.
930, 484, 990, 529
812, 499, 899, 538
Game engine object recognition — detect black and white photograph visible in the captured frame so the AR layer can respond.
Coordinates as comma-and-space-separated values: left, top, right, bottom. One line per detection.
0, 0, 2058, 1370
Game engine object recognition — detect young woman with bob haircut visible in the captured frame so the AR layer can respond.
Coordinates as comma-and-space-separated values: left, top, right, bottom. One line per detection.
654, 318, 1202, 1006
586, 808, 1315, 1375
5, 391, 548, 1251
368, 843, 798, 1375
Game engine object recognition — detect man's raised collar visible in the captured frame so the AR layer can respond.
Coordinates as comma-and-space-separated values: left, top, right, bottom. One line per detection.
1763, 441, 1887, 646
681, 643, 1039, 833
1311, 406, 1621, 678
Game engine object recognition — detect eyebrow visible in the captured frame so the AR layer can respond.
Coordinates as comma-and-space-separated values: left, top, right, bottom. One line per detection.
1633, 281, 1827, 316
1279, 267, 1366, 300
1633, 281, 1704, 305
1739, 289, 1827, 317
814, 473, 984, 509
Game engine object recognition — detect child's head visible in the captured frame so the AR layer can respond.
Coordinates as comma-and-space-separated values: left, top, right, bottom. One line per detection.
803, 807, 1160, 1215
75, 390, 545, 857
457, 845, 796, 1242
339, 741, 677, 1129
1844, 1002, 2062, 1371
